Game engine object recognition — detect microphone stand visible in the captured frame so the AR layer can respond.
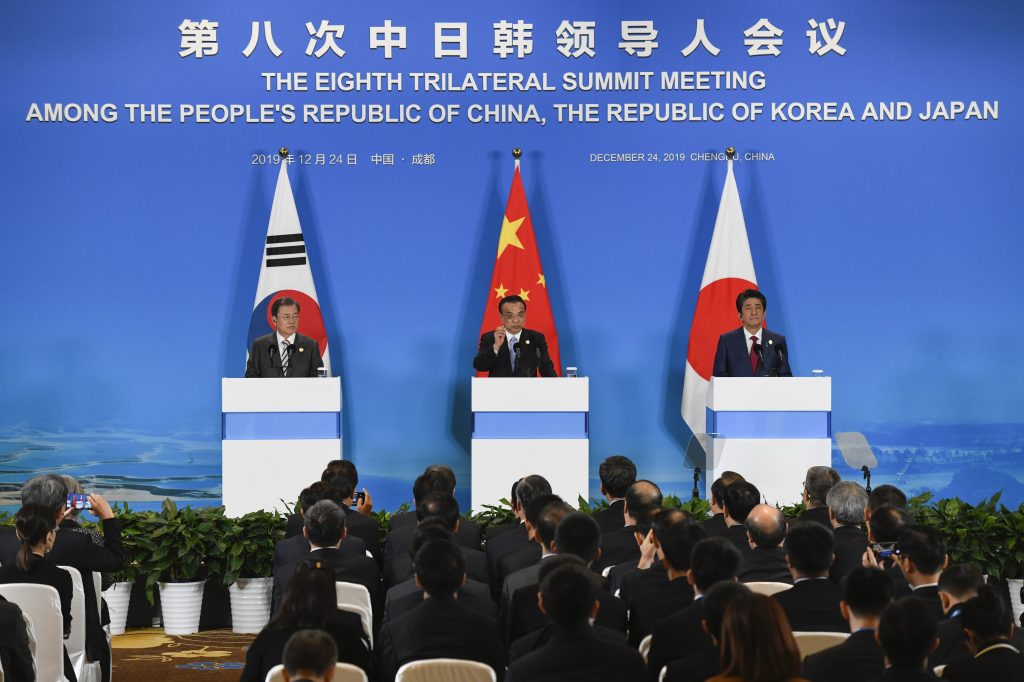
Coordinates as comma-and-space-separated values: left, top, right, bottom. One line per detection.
692, 467, 702, 500
862, 465, 872, 494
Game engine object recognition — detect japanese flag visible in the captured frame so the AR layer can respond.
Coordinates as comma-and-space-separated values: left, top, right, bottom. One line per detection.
681, 159, 757, 443
246, 162, 332, 375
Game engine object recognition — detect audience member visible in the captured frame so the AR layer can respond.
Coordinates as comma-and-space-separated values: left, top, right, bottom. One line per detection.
894, 525, 947, 620
662, 581, 752, 682
377, 539, 502, 681
487, 476, 551, 589
865, 504, 914, 596
941, 585, 1024, 681
326, 474, 381, 562
703, 471, 745, 537
775, 521, 847, 632
505, 562, 646, 682
827, 481, 870, 583
721, 480, 761, 555
386, 466, 482, 552
276, 483, 368, 571
595, 455, 637, 533
598, 480, 662, 569
873, 596, 939, 681
740, 504, 792, 584
709, 592, 808, 682
283, 460, 369, 537
0, 594, 34, 682
241, 563, 371, 682
801, 466, 841, 529
502, 499, 573, 604
930, 563, 988, 666
867, 485, 908, 515
802, 567, 895, 682
608, 505, 666, 599
280, 629, 338, 682
497, 493, 563, 600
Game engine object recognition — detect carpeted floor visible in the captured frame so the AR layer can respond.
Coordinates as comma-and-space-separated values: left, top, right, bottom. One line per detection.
112, 629, 255, 680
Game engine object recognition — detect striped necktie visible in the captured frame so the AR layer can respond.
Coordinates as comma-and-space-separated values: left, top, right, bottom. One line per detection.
281, 341, 293, 377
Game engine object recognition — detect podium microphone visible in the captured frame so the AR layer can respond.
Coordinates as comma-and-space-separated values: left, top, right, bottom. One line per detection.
862, 465, 872, 494
753, 340, 765, 374
513, 340, 523, 374
692, 467, 702, 500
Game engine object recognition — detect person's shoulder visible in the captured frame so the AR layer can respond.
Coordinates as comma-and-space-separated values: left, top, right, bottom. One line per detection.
250, 332, 276, 348
719, 327, 744, 340
294, 332, 319, 348
764, 328, 787, 343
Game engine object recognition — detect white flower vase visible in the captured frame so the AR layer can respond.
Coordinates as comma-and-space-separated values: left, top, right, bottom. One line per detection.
158, 580, 206, 635
1008, 578, 1024, 626
102, 581, 134, 636
229, 577, 273, 633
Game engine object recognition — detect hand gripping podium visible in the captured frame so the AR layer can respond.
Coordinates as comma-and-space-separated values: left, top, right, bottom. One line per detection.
706, 377, 832, 506
221, 378, 341, 516
470, 377, 589, 512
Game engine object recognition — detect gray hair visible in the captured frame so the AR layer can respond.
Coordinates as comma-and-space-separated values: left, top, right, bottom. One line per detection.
21, 474, 67, 511
826, 481, 869, 526
804, 466, 841, 505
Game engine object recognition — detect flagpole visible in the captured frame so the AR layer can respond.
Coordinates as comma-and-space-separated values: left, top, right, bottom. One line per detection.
512, 146, 522, 170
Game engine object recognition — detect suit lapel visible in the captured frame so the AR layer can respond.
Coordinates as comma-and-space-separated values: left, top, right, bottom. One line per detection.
731, 328, 753, 377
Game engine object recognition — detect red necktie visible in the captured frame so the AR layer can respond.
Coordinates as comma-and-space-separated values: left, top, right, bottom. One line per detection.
750, 336, 760, 374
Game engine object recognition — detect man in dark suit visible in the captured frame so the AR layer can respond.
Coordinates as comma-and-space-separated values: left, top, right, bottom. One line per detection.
496, 493, 561, 598
712, 288, 792, 377
802, 567, 895, 682
487, 476, 550, 591
942, 586, 1024, 681
895, 525, 948, 621
596, 480, 662, 570
385, 469, 482, 562
280, 629, 339, 682
385, 496, 489, 588
801, 466, 841, 529
739, 504, 791, 584
245, 296, 324, 377
594, 455, 636, 533
873, 596, 940, 681
662, 581, 752, 682
473, 294, 556, 377
501, 498, 571, 607
377, 539, 502, 681
929, 563, 1012, 668
866, 505, 914, 597
702, 472, 745, 538
774, 521, 848, 633
646, 537, 741, 680
505, 562, 645, 682
827, 481, 870, 583
721, 480, 760, 556
274, 486, 367, 573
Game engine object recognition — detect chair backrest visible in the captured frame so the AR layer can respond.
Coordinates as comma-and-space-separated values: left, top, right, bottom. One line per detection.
395, 659, 496, 682
336, 581, 373, 647
266, 662, 369, 682
58, 566, 87, 679
744, 581, 793, 596
639, 634, 652, 663
793, 631, 850, 658
0, 583, 65, 682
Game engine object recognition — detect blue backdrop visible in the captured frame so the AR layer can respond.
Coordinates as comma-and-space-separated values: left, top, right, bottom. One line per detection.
1, 1, 1021, 512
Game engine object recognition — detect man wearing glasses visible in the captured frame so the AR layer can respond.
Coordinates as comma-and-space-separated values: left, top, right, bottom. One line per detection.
246, 297, 325, 378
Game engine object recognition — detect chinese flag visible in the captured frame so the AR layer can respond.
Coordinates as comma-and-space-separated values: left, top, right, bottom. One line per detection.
477, 160, 561, 376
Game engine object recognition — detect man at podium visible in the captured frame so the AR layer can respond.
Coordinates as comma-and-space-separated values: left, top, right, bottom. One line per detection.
712, 289, 792, 377
245, 297, 324, 378
473, 295, 556, 377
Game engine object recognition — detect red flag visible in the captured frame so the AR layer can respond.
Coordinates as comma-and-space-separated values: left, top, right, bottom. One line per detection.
477, 160, 561, 376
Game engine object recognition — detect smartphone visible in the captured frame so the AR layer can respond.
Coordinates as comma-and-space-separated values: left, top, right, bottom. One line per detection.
872, 542, 898, 559
66, 493, 92, 510
351, 491, 366, 508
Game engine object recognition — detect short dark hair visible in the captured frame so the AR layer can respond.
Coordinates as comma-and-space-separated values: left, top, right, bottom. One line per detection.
723, 481, 760, 523
897, 525, 947, 575
877, 597, 938, 668
804, 466, 841, 506
702, 581, 752, 640
327, 475, 356, 501
423, 464, 456, 490
322, 460, 356, 484
736, 289, 766, 313
303, 500, 346, 547
869, 504, 913, 543
960, 585, 1014, 643
540, 562, 599, 628
624, 480, 663, 520
689, 537, 741, 591
784, 521, 835, 576
412, 470, 453, 504
498, 294, 527, 315
516, 475, 552, 510
710, 471, 745, 508
553, 513, 601, 563
414, 539, 466, 596
409, 519, 453, 560
298, 481, 329, 514
745, 506, 786, 549
415, 492, 460, 530
536, 500, 573, 549
283, 629, 337, 676
843, 567, 895, 618
524, 493, 561, 529
653, 509, 705, 571
938, 563, 985, 601
868, 484, 907, 511
537, 553, 586, 585
598, 456, 637, 498
271, 296, 300, 318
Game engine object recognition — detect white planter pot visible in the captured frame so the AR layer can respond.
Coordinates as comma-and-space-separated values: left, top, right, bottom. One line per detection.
158, 580, 206, 635
1008, 578, 1024, 626
229, 577, 273, 633
102, 581, 134, 636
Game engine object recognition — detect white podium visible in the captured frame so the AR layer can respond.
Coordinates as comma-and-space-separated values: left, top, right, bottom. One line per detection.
470, 377, 589, 512
706, 377, 831, 506
221, 378, 341, 516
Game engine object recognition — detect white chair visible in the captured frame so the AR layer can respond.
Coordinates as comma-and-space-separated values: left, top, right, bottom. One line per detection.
793, 631, 850, 658
336, 581, 373, 648
59, 566, 102, 682
265, 662, 368, 682
638, 634, 652, 663
744, 581, 793, 596
0, 583, 67, 682
395, 658, 496, 682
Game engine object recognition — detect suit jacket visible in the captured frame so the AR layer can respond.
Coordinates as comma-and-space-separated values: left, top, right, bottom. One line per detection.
774, 578, 848, 633
831, 525, 869, 584
663, 647, 721, 682
801, 506, 834, 529
712, 327, 792, 377
384, 580, 495, 623
802, 629, 884, 682
723, 523, 752, 555
473, 328, 556, 377
647, 598, 710, 681
0, 595, 35, 682
594, 500, 627, 534
910, 585, 945, 622
702, 513, 729, 537
273, 533, 367, 572
619, 563, 668, 603
505, 625, 646, 682
504, 580, 627, 648
496, 543, 542, 597
487, 523, 530, 588
509, 623, 627, 663
596, 526, 640, 570
377, 595, 502, 682
386, 544, 490, 589
384, 519, 483, 584
273, 546, 381, 620
341, 510, 382, 564
739, 546, 793, 584
240, 613, 372, 682
245, 332, 323, 378
627, 577, 695, 646
941, 643, 1024, 682
867, 666, 937, 681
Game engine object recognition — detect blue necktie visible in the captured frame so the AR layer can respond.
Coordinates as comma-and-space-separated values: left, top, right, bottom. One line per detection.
509, 336, 518, 372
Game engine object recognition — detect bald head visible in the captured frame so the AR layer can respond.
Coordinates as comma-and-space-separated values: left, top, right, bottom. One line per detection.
745, 504, 786, 549
623, 480, 663, 526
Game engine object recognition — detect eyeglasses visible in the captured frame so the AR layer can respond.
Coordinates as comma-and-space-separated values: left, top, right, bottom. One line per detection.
276, 314, 299, 322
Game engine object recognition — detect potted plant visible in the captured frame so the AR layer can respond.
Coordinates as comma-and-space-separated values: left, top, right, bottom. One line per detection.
101, 502, 144, 635
212, 510, 285, 634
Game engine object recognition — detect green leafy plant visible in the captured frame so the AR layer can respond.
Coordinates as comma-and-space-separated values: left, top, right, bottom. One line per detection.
575, 496, 610, 514
471, 499, 516, 529
666, 495, 712, 521
212, 510, 285, 585
0, 510, 13, 527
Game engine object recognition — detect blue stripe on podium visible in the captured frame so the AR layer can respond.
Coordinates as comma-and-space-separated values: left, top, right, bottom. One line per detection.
706, 409, 831, 439
473, 412, 589, 439
222, 412, 341, 440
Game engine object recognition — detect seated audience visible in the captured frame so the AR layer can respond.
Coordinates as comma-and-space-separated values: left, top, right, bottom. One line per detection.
607, 505, 665, 599
775, 521, 847, 632
942, 585, 1024, 681
276, 483, 368, 571
594, 455, 637, 533
597, 480, 662, 569
867, 485, 908, 516
930, 563, 989, 666
702, 471, 745, 538
280, 629, 338, 682
497, 493, 563, 600
721, 480, 761, 555
709, 592, 808, 682
802, 567, 895, 682
662, 581, 752, 682
873, 596, 939, 681
487, 476, 551, 590
827, 481, 870, 583
377, 539, 502, 681
241, 563, 372, 682
284, 459, 370, 537
800, 466, 841, 529
892, 525, 946, 620
388, 464, 482, 546
326, 474, 381, 563
740, 504, 792, 584
864, 504, 914, 596
505, 562, 646, 682
501, 498, 573, 607
0, 594, 34, 682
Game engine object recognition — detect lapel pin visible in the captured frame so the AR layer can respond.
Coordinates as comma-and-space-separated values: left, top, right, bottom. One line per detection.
299, 347, 305, 353
525, 339, 531, 345
767, 339, 773, 345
